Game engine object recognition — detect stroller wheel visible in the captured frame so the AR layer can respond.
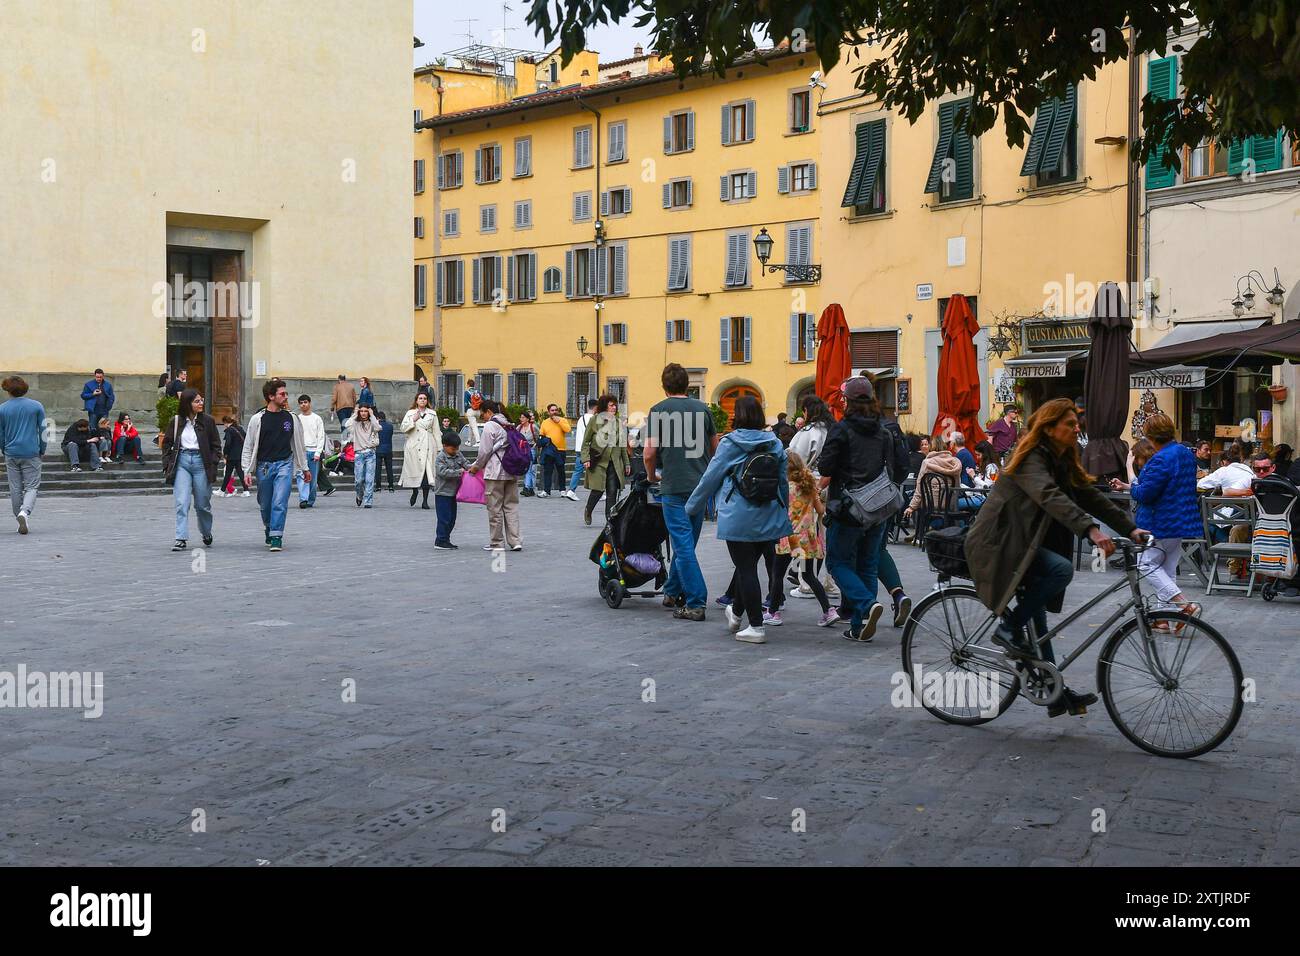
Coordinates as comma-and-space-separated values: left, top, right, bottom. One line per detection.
1262, 582, 1276, 602
604, 582, 624, 609
597, 575, 608, 598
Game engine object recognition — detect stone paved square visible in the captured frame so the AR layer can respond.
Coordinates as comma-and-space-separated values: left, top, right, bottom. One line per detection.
1, 491, 1298, 866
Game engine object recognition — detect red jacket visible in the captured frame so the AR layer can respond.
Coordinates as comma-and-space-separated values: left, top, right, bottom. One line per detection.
113, 422, 139, 443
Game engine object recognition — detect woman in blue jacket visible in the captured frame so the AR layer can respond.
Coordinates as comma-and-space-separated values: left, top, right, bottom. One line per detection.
687, 397, 792, 644
1110, 413, 1202, 626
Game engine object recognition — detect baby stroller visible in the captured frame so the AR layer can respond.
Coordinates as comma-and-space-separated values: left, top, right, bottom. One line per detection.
589, 477, 672, 609
1253, 473, 1300, 601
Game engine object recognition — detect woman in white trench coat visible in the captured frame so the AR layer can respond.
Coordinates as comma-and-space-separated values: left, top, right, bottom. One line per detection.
399, 392, 439, 509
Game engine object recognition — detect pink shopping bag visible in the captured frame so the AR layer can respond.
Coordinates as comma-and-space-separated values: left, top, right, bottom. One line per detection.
456, 470, 486, 504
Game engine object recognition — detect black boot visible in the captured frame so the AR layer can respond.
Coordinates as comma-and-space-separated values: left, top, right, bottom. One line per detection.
421, 489, 431, 510
409, 489, 418, 507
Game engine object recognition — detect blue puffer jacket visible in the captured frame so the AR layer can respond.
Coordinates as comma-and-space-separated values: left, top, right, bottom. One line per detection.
686, 429, 792, 542
1129, 442, 1202, 539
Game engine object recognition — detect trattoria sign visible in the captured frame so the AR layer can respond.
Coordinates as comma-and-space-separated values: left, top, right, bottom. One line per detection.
1013, 358, 1069, 378
1129, 366, 1207, 390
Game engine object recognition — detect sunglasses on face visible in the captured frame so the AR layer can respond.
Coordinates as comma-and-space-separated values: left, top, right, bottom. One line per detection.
1253, 465, 1272, 473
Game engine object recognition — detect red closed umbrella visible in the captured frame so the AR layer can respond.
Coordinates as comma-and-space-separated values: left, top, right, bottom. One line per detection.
931, 293, 986, 445
815, 303, 852, 420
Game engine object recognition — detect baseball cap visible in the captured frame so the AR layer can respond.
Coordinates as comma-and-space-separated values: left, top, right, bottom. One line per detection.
842, 378, 875, 401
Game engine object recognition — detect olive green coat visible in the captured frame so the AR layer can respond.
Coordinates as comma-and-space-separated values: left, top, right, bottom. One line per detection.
580, 412, 629, 491
967, 444, 1137, 615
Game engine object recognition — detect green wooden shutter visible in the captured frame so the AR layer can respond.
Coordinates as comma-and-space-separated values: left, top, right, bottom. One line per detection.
1145, 57, 1178, 190
924, 101, 956, 194
1037, 86, 1077, 177
1250, 132, 1284, 173
853, 120, 886, 206
1019, 98, 1056, 176
951, 99, 974, 200
842, 122, 872, 207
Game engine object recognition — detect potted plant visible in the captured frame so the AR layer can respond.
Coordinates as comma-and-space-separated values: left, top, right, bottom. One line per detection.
1267, 384, 1288, 403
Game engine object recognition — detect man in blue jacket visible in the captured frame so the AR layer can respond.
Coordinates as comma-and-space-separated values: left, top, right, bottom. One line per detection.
0, 376, 48, 534
376, 410, 396, 492
80, 369, 115, 427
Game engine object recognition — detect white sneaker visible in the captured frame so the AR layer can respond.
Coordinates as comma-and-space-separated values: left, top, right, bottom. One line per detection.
789, 586, 816, 599
724, 603, 743, 633
735, 626, 767, 644
213, 490, 226, 498
16, 511, 29, 535
241, 490, 251, 497
536, 490, 549, 498
562, 490, 578, 501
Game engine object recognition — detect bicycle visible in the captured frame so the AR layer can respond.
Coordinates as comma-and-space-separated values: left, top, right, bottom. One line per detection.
900, 537, 1243, 758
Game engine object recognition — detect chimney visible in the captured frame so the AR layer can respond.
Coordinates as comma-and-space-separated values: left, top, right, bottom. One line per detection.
634, 44, 644, 57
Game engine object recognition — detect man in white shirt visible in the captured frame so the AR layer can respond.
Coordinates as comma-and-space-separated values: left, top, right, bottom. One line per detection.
296, 395, 327, 509
563, 399, 599, 501
1196, 456, 1255, 495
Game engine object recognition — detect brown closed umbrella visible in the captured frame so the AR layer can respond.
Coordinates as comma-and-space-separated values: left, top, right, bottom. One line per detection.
1081, 281, 1132, 479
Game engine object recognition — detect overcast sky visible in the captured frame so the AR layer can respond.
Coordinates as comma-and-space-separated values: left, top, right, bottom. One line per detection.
414, 0, 654, 68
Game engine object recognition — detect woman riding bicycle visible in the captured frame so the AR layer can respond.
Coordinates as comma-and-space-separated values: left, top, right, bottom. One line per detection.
965, 398, 1148, 717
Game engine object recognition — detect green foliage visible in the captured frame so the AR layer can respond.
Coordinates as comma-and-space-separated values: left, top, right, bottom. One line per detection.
156, 394, 179, 432
708, 402, 730, 433
435, 406, 462, 429
504, 403, 532, 423
526, 0, 1300, 172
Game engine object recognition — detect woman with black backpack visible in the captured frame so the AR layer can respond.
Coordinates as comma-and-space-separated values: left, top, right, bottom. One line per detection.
817, 377, 906, 643
686, 396, 792, 644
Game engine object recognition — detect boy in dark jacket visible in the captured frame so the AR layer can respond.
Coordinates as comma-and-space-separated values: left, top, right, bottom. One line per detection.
433, 433, 469, 550
376, 411, 396, 492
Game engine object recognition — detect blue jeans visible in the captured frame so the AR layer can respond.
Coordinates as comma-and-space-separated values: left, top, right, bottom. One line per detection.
825, 520, 887, 630
659, 493, 706, 608
1006, 547, 1074, 664
435, 494, 457, 545
64, 442, 101, 469
877, 525, 902, 595
541, 448, 566, 493
568, 455, 585, 491
173, 449, 213, 541
523, 446, 536, 491
113, 435, 143, 461
354, 450, 376, 505
298, 451, 320, 505
257, 458, 294, 536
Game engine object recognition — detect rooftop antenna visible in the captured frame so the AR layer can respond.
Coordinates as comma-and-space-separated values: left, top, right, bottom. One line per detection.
454, 18, 479, 46
491, 3, 518, 47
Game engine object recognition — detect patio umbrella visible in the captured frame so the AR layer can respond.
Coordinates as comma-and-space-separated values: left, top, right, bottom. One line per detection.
1081, 281, 1132, 479
815, 303, 852, 420
931, 294, 986, 445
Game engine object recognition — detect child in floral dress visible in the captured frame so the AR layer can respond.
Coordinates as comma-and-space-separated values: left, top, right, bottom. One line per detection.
766, 452, 837, 627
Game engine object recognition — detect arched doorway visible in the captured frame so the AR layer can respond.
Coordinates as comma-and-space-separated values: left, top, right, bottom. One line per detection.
717, 382, 763, 429
789, 377, 817, 420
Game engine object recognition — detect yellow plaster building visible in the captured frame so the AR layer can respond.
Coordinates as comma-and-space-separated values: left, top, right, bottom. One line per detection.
416, 47, 826, 421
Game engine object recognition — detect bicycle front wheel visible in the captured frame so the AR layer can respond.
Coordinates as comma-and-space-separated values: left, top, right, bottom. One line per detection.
900, 584, 1021, 725
1097, 612, 1243, 758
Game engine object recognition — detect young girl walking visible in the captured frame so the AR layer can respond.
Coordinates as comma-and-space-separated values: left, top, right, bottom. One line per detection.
767, 452, 838, 628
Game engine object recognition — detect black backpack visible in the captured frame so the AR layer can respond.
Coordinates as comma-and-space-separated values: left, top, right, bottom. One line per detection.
728, 448, 782, 503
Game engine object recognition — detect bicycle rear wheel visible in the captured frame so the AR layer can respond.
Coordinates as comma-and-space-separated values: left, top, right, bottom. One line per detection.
1097, 612, 1243, 758
900, 584, 1020, 725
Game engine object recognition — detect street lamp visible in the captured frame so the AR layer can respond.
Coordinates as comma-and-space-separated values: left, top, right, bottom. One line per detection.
1234, 269, 1287, 316
752, 226, 821, 283
577, 335, 602, 363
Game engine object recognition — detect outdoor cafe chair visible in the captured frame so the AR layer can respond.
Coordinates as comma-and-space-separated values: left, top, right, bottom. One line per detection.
1201, 495, 1258, 597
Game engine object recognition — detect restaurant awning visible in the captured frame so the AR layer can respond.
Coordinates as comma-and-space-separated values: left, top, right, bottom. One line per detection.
1003, 350, 1087, 378
1141, 318, 1268, 349
1131, 320, 1300, 369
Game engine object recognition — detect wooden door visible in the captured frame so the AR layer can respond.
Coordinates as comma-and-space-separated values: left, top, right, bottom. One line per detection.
210, 253, 242, 421
180, 347, 206, 396
719, 385, 762, 430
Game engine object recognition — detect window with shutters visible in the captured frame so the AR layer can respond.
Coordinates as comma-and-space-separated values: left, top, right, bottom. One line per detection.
667, 319, 691, 342
605, 324, 628, 346
791, 162, 816, 192
513, 136, 532, 178
789, 89, 811, 134
790, 313, 816, 362
508, 252, 537, 302
607, 377, 628, 407
608, 121, 627, 163
665, 178, 692, 209
543, 266, 562, 294
849, 330, 900, 368
514, 199, 532, 229
1184, 136, 1227, 181
479, 204, 497, 233
783, 222, 814, 284
443, 209, 459, 237
413, 159, 425, 194
436, 259, 464, 307
476, 144, 501, 184
573, 125, 593, 169
1021, 86, 1080, 187
666, 110, 694, 154
605, 186, 631, 216
437, 151, 463, 190
438, 372, 461, 408
476, 372, 500, 402
414, 263, 427, 309
572, 191, 592, 222
510, 371, 535, 409
723, 230, 751, 288
925, 97, 976, 203
667, 235, 691, 291
474, 255, 503, 305
414, 108, 423, 127
844, 118, 888, 216
601, 241, 628, 296
723, 171, 757, 202
569, 370, 594, 417
567, 247, 596, 299
414, 216, 424, 239
723, 316, 750, 364
722, 100, 754, 145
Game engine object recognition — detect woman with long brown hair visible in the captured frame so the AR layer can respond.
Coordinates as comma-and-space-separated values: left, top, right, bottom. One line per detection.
966, 398, 1147, 717
161, 387, 222, 551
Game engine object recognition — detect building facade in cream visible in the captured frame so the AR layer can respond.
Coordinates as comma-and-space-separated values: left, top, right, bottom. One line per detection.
1, 0, 413, 424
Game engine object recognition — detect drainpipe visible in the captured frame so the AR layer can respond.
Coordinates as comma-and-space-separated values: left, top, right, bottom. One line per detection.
1126, 27, 1140, 310
574, 92, 603, 393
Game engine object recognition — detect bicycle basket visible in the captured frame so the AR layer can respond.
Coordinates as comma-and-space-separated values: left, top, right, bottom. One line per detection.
926, 525, 971, 579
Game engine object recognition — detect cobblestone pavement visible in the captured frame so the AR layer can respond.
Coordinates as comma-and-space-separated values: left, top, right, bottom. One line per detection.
1, 489, 1297, 866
